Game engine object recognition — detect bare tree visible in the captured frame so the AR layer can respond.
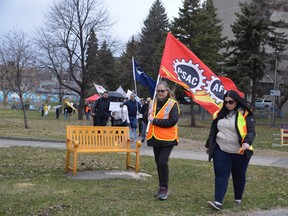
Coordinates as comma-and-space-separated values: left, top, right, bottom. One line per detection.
35, 0, 112, 120
0, 64, 12, 107
0, 31, 36, 128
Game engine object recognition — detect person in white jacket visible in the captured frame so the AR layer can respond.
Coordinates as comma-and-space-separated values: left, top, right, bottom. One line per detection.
111, 101, 130, 127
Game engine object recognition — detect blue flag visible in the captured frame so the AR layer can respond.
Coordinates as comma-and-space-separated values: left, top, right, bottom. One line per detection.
133, 60, 156, 97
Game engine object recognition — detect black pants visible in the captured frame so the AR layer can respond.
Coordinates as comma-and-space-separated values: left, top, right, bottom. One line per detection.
153, 146, 174, 189
138, 118, 143, 135
93, 116, 108, 126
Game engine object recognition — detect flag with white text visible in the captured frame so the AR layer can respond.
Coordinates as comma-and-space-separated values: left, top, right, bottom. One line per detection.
158, 33, 243, 114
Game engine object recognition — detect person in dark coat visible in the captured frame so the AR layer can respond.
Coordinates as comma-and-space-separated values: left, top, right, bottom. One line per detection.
206, 90, 256, 211
56, 107, 60, 119
92, 91, 110, 126
140, 97, 151, 143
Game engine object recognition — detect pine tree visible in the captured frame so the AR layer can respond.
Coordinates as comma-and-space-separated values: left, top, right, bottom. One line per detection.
224, 0, 287, 107
85, 28, 99, 95
96, 41, 115, 91
137, 0, 170, 79
170, 0, 225, 73
116, 36, 138, 92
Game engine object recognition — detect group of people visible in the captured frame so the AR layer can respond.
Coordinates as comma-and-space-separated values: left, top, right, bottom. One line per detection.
84, 82, 256, 211
86, 91, 152, 143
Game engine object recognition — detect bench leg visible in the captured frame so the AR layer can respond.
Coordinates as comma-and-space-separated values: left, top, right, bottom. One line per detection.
73, 151, 78, 176
65, 150, 70, 172
126, 152, 131, 170
135, 151, 140, 173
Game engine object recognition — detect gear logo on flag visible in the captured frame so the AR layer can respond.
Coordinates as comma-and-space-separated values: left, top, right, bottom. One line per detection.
173, 59, 206, 93
204, 76, 226, 104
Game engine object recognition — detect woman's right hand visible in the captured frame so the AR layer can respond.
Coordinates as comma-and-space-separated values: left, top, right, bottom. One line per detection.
148, 114, 154, 122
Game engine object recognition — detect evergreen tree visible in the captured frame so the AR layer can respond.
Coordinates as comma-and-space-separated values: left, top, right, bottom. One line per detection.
96, 40, 116, 91
137, 0, 170, 80
116, 36, 138, 92
170, 0, 225, 73
223, 0, 287, 107
85, 28, 99, 96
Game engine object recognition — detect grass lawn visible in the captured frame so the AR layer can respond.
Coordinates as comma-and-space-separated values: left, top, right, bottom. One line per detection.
0, 108, 287, 215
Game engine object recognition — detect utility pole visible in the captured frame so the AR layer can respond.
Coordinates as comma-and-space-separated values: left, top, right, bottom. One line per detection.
272, 52, 278, 127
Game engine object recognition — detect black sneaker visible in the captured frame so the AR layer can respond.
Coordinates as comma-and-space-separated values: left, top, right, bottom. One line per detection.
207, 201, 222, 211
141, 138, 145, 143
157, 187, 169, 200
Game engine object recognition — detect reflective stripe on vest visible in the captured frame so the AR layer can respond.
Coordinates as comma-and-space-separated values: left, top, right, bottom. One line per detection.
147, 98, 178, 141
213, 110, 220, 120
237, 110, 248, 142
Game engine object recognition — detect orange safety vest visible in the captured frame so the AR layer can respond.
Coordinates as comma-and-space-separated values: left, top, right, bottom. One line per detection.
85, 106, 91, 113
147, 98, 179, 142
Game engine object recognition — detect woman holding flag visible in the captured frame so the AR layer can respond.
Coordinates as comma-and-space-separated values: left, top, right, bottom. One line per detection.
147, 81, 180, 201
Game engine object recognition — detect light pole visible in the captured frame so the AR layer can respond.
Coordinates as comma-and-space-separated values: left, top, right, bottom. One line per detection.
272, 52, 278, 127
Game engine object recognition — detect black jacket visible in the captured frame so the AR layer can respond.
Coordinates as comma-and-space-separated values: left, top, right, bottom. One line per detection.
147, 98, 179, 147
92, 97, 110, 118
205, 111, 256, 161
140, 103, 149, 124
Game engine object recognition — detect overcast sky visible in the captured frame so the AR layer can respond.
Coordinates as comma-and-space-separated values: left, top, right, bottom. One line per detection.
0, 0, 183, 43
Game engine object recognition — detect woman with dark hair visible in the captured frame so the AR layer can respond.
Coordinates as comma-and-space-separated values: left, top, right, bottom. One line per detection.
147, 81, 180, 201
206, 90, 256, 211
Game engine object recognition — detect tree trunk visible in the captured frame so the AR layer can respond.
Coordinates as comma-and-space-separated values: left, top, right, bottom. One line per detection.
77, 93, 85, 120
2, 92, 8, 108
19, 96, 29, 129
190, 100, 196, 126
251, 79, 257, 110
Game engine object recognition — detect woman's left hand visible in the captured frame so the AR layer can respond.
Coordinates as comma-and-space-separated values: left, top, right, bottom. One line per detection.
242, 143, 250, 149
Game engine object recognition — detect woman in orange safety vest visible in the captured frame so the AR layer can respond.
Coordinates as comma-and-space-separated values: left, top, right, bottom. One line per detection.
206, 90, 256, 211
147, 81, 180, 201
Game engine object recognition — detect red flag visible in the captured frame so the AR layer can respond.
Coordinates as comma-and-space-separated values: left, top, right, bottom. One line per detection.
159, 32, 225, 114
218, 76, 244, 98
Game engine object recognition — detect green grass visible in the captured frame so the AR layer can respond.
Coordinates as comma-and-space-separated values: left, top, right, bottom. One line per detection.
0, 108, 288, 215
1, 147, 287, 215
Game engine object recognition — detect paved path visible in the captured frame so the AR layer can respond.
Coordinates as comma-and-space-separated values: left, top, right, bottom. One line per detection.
0, 138, 287, 169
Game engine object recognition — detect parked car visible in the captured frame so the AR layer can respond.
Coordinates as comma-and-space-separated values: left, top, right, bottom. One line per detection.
255, 99, 273, 109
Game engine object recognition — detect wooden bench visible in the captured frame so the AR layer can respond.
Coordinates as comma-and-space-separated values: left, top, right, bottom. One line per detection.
65, 126, 142, 176
280, 128, 288, 146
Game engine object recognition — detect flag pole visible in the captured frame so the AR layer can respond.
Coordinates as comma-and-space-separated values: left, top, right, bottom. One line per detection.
132, 57, 138, 96
146, 74, 162, 133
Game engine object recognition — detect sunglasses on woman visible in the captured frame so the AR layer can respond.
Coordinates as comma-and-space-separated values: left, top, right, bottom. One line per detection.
224, 100, 235, 105
157, 90, 166, 93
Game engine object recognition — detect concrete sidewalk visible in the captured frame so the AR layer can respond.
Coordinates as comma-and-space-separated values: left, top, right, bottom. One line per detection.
0, 138, 287, 169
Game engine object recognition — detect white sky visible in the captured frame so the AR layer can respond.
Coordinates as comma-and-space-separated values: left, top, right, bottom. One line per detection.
0, 0, 183, 43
